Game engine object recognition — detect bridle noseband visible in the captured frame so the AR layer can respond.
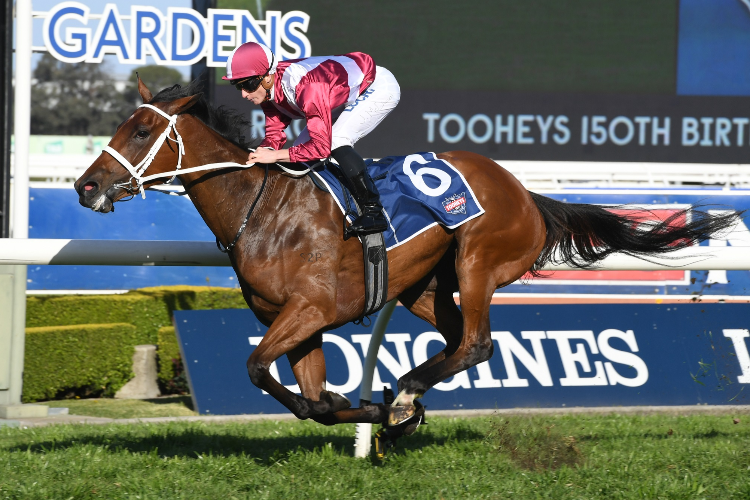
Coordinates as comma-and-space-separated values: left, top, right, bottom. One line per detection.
103, 104, 259, 199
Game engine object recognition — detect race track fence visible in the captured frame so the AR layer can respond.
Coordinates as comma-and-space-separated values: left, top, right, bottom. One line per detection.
3, 238, 750, 457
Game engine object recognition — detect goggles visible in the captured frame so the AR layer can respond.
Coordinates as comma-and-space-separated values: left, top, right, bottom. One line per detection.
233, 77, 263, 93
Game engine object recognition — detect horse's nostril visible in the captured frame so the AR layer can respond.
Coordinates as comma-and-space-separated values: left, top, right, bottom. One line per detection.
84, 182, 97, 192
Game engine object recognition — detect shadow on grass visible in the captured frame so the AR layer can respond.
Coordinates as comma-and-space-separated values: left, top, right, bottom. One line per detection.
142, 395, 194, 410
5, 425, 486, 464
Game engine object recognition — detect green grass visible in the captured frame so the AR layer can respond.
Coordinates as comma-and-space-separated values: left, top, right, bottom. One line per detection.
1, 414, 749, 499
44, 397, 197, 419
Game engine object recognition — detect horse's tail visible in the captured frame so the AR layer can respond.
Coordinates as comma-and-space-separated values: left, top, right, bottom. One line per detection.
528, 191, 742, 275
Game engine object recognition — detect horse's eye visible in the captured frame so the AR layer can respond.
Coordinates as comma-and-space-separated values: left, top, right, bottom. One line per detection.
135, 130, 149, 139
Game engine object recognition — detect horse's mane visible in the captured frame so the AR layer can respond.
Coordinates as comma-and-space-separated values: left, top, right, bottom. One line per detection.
149, 79, 252, 150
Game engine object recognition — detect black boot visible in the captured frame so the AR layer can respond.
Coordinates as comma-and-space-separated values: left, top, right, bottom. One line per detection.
331, 146, 388, 239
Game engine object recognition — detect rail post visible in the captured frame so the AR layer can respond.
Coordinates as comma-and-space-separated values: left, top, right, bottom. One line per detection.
353, 299, 397, 458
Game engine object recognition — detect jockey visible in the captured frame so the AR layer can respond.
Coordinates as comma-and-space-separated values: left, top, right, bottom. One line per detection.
223, 42, 401, 238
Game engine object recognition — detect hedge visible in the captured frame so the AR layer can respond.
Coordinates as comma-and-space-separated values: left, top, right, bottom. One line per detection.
157, 326, 181, 385
27, 286, 248, 344
24, 286, 248, 400
23, 323, 139, 402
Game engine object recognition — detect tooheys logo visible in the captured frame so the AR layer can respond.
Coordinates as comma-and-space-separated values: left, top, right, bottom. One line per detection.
443, 192, 467, 214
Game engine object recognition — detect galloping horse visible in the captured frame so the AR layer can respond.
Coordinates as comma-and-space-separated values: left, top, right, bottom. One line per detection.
75, 80, 738, 431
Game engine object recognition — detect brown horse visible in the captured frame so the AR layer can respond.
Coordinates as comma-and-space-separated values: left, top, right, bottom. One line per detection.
75, 80, 739, 430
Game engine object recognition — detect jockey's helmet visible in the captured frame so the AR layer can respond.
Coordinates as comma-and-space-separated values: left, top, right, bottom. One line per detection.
223, 42, 277, 92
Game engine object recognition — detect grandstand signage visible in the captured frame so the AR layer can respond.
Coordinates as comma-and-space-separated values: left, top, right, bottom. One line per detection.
174, 305, 750, 415
42, 2, 310, 65
349, 92, 750, 164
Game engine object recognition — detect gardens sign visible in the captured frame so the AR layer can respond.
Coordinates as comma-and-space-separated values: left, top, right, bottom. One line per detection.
42, 2, 311, 66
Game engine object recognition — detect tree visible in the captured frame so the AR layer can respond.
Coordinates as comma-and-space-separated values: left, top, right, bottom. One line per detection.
30, 54, 131, 136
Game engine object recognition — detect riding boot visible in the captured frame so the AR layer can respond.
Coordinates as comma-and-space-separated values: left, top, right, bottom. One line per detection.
331, 146, 388, 238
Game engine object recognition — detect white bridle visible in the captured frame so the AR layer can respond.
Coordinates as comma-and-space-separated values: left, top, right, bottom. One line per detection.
103, 103, 310, 199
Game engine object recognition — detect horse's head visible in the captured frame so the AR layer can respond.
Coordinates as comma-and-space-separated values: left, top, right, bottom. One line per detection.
74, 78, 201, 212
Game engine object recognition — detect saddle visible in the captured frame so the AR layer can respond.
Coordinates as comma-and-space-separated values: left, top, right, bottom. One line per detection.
307, 165, 388, 320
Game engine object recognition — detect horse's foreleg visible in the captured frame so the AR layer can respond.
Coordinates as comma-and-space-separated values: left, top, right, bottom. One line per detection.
247, 296, 349, 419
287, 337, 388, 425
286, 334, 352, 414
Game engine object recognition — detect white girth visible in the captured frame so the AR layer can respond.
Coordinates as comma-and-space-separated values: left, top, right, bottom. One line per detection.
103, 103, 310, 199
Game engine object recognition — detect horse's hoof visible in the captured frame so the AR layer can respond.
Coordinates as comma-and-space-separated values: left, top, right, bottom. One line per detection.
402, 402, 426, 436
374, 428, 397, 460
320, 390, 352, 413
388, 404, 416, 426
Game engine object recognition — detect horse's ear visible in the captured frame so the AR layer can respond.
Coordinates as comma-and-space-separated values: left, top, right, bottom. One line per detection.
137, 74, 153, 103
165, 93, 203, 115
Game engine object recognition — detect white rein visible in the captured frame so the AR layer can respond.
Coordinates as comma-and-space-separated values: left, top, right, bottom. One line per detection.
103, 104, 310, 199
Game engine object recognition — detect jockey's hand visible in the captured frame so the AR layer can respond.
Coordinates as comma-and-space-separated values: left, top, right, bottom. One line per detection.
247, 148, 279, 165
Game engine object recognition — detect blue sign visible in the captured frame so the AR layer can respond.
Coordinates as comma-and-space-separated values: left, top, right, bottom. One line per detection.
174, 305, 750, 415
677, 0, 750, 95
28, 187, 238, 290
28, 187, 750, 296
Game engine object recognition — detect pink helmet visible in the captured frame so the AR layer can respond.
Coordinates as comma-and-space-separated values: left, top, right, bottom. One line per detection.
222, 42, 278, 81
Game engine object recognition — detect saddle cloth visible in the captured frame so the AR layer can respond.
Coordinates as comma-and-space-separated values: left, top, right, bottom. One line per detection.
311, 152, 485, 250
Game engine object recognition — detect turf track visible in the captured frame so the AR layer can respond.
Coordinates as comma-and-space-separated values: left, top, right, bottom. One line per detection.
2, 413, 749, 499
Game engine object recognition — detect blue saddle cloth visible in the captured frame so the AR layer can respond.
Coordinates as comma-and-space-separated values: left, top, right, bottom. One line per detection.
311, 152, 485, 250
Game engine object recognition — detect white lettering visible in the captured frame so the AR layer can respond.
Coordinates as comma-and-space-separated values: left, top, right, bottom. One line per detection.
536, 115, 554, 144
597, 329, 649, 387
493, 331, 553, 387
733, 117, 749, 146
423, 113, 440, 143
608, 116, 634, 146
715, 117, 732, 146
722, 330, 750, 383
653, 116, 670, 146
412, 332, 471, 391
495, 115, 514, 144
547, 330, 608, 386
700, 117, 714, 146
516, 114, 535, 144
439, 113, 466, 143
321, 334, 362, 394
634, 116, 650, 145
467, 114, 493, 144
581, 116, 589, 145
590, 115, 607, 145
682, 117, 699, 146
553, 115, 570, 144
351, 334, 390, 390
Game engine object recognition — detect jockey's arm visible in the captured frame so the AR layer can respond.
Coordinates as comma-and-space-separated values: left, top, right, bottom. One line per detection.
247, 147, 290, 164
248, 102, 292, 164
286, 82, 335, 163
259, 102, 291, 150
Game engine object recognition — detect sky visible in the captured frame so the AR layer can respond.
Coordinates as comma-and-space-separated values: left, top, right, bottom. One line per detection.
24, 0, 197, 80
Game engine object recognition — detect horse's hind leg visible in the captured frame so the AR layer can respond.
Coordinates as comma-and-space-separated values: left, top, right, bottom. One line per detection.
395, 282, 464, 398
394, 243, 515, 406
